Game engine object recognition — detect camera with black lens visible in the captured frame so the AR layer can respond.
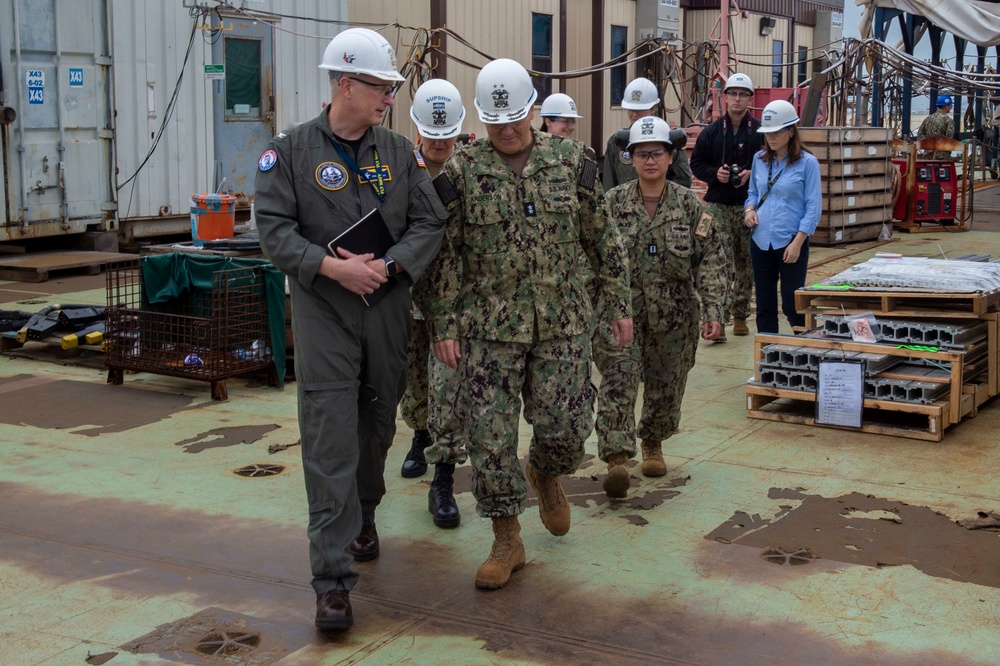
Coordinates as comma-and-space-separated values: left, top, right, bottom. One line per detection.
727, 164, 743, 186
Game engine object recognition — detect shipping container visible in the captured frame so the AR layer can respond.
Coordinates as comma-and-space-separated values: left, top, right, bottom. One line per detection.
1, 0, 348, 243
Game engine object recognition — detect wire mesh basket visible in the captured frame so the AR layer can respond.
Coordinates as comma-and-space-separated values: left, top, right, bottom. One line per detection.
105, 258, 276, 399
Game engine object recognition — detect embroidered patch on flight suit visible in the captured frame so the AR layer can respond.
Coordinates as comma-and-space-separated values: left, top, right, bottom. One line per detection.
315, 162, 348, 190
414, 150, 427, 169
619, 150, 633, 165
258, 149, 277, 172
357, 165, 392, 183
433, 173, 460, 205
695, 212, 714, 237
579, 158, 598, 192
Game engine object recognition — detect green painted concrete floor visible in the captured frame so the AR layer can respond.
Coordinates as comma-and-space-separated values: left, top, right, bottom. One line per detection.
1, 230, 999, 665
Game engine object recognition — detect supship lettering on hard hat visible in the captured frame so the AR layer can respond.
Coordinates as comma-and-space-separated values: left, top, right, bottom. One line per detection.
492, 85, 510, 109
315, 162, 348, 190
258, 149, 277, 172
343, 52, 356, 64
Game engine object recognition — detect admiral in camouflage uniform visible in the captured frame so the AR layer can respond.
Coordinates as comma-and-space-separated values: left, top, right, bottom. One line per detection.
421, 59, 633, 590
594, 116, 727, 499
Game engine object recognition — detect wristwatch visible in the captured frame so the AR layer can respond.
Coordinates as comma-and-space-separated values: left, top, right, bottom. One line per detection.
383, 256, 398, 277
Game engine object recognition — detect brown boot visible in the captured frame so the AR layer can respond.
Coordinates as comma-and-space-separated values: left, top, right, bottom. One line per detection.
640, 440, 667, 477
475, 516, 526, 590
526, 463, 571, 536
602, 453, 632, 498
733, 318, 750, 336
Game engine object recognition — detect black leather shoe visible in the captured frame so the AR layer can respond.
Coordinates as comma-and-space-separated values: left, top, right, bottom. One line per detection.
315, 590, 353, 631
348, 518, 379, 561
401, 429, 431, 478
428, 463, 461, 528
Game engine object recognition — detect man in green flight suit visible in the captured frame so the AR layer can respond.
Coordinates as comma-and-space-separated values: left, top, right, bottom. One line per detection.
254, 28, 446, 632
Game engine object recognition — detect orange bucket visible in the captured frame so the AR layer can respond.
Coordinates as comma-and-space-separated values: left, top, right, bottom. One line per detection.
190, 193, 236, 246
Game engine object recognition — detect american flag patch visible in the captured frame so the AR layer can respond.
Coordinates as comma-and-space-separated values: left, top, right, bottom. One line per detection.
414, 149, 426, 169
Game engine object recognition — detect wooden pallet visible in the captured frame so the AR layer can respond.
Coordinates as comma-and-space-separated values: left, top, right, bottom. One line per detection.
746, 333, 983, 442
799, 127, 894, 144
821, 191, 893, 211
819, 159, 894, 178
821, 173, 895, 195
795, 289, 1000, 320
809, 142, 892, 161
820, 207, 892, 228
812, 222, 886, 246
0, 251, 135, 283
745, 386, 965, 442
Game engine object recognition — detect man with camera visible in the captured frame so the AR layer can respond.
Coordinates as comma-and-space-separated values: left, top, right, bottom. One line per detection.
690, 73, 762, 339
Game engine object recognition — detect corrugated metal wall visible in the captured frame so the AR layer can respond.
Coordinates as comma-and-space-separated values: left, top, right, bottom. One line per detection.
348, 2, 431, 139
602, 0, 637, 146
110, 0, 347, 226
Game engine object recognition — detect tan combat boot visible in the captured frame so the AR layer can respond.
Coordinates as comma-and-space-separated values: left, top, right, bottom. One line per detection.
526, 463, 571, 536
475, 516, 526, 590
640, 440, 667, 477
733, 318, 750, 336
602, 452, 631, 498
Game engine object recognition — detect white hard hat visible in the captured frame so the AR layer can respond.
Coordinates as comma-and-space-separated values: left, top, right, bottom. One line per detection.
758, 100, 800, 133
540, 93, 582, 118
410, 79, 466, 139
622, 77, 660, 111
474, 58, 537, 124
724, 73, 755, 94
626, 115, 673, 152
319, 28, 405, 83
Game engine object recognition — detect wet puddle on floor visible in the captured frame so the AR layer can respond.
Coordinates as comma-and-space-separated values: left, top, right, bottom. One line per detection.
175, 424, 281, 453
707, 488, 1000, 588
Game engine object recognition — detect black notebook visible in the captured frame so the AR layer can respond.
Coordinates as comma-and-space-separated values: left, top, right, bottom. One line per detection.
327, 208, 398, 307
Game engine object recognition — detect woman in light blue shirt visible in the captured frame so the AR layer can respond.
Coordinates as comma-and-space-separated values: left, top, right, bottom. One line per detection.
743, 100, 821, 333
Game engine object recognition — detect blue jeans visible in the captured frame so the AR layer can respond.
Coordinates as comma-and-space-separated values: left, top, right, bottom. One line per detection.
750, 239, 809, 334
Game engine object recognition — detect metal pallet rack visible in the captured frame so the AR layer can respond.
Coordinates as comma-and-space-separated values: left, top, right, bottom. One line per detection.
104, 259, 277, 400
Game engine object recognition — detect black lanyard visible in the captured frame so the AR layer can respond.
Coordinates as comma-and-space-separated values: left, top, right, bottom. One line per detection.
757, 155, 786, 209
330, 139, 387, 204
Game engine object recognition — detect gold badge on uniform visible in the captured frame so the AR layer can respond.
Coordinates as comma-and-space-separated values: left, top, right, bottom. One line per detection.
695, 212, 713, 237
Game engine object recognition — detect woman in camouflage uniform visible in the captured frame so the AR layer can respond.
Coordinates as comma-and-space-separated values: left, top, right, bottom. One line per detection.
595, 116, 728, 498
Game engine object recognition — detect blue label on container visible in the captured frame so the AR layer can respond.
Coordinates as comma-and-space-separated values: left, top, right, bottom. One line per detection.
69, 68, 83, 86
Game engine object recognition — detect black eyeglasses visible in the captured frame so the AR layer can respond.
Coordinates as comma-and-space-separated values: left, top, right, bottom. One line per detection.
726, 91, 752, 99
344, 76, 399, 97
633, 149, 667, 162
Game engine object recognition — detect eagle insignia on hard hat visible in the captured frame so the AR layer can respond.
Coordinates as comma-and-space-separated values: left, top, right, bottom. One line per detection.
343, 52, 355, 64
631, 89, 642, 102
641, 119, 654, 135
315, 162, 348, 191
620, 150, 633, 165
432, 109, 447, 126
492, 85, 510, 109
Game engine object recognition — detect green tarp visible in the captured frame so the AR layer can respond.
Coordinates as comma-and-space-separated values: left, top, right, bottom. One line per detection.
140, 253, 286, 385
